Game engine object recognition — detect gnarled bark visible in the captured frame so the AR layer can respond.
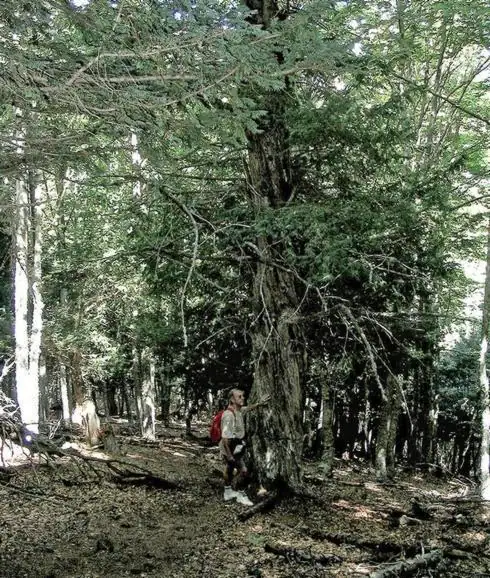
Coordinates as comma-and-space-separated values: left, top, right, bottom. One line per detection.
243, 0, 305, 489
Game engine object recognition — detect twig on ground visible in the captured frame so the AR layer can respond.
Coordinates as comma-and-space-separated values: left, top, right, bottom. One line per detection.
264, 542, 343, 566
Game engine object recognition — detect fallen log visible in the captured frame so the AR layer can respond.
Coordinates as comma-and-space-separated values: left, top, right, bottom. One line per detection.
238, 493, 280, 522
264, 543, 342, 566
370, 549, 443, 577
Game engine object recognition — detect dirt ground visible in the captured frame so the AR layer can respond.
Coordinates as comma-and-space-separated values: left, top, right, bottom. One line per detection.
1, 424, 490, 578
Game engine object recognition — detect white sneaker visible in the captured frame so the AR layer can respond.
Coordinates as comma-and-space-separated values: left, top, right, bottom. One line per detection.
224, 487, 238, 502
236, 491, 253, 506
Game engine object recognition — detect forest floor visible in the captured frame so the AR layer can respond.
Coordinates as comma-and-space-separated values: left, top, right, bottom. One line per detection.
1, 422, 490, 578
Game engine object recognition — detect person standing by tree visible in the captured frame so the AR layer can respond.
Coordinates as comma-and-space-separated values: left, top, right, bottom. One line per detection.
220, 389, 269, 505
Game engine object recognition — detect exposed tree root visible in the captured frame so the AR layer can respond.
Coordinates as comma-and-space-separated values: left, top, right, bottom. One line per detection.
301, 527, 421, 558
238, 493, 280, 522
264, 542, 343, 566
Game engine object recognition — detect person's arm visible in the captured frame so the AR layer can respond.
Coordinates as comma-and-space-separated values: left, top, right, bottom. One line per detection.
221, 437, 235, 461
220, 411, 235, 461
242, 395, 271, 413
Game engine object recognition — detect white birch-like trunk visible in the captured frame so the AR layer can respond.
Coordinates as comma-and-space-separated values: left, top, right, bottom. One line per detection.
141, 349, 156, 440
14, 177, 33, 429
59, 288, 70, 422
26, 182, 44, 432
131, 132, 142, 198
12, 105, 44, 434
59, 360, 70, 422
479, 219, 490, 501
134, 347, 156, 439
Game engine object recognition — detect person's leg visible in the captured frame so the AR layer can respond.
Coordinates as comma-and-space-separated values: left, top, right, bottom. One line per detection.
222, 456, 238, 501
234, 457, 253, 506
234, 460, 248, 490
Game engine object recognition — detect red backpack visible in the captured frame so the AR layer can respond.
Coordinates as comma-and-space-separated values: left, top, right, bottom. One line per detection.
209, 407, 234, 443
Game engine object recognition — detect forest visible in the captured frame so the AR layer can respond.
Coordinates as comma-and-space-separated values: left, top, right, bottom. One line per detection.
0, 0, 489, 576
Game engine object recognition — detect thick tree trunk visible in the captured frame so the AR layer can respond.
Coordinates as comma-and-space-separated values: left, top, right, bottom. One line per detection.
242, 0, 305, 487
248, 279, 305, 489
479, 219, 490, 501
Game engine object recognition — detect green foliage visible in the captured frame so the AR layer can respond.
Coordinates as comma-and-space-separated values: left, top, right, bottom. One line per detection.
436, 329, 482, 443
0, 0, 486, 429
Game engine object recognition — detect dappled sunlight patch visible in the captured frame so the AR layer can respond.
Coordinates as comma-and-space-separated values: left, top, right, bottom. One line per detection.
331, 562, 372, 575
159, 447, 192, 458
364, 481, 387, 493
352, 504, 381, 520
0, 441, 31, 466
461, 530, 488, 547
250, 524, 264, 533
332, 499, 382, 520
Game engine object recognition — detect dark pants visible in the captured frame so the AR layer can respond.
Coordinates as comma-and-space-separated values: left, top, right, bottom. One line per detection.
222, 438, 247, 489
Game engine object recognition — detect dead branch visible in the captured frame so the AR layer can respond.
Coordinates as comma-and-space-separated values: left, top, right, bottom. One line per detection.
339, 305, 387, 401
264, 543, 343, 566
370, 549, 443, 578
0, 423, 181, 491
59, 446, 182, 490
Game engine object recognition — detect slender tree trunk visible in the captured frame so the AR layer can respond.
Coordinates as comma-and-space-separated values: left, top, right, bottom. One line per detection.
479, 219, 490, 500
39, 353, 48, 422
121, 381, 131, 421
133, 347, 156, 439
160, 366, 171, 427
71, 349, 100, 445
319, 377, 335, 477
14, 177, 32, 428
27, 178, 44, 428
408, 367, 421, 465
14, 178, 45, 434
59, 359, 70, 423
140, 348, 156, 440
106, 380, 118, 416
132, 347, 142, 426
376, 375, 399, 481
386, 377, 400, 479
12, 104, 45, 435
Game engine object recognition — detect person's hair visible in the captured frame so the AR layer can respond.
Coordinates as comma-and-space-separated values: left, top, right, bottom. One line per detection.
228, 388, 243, 402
